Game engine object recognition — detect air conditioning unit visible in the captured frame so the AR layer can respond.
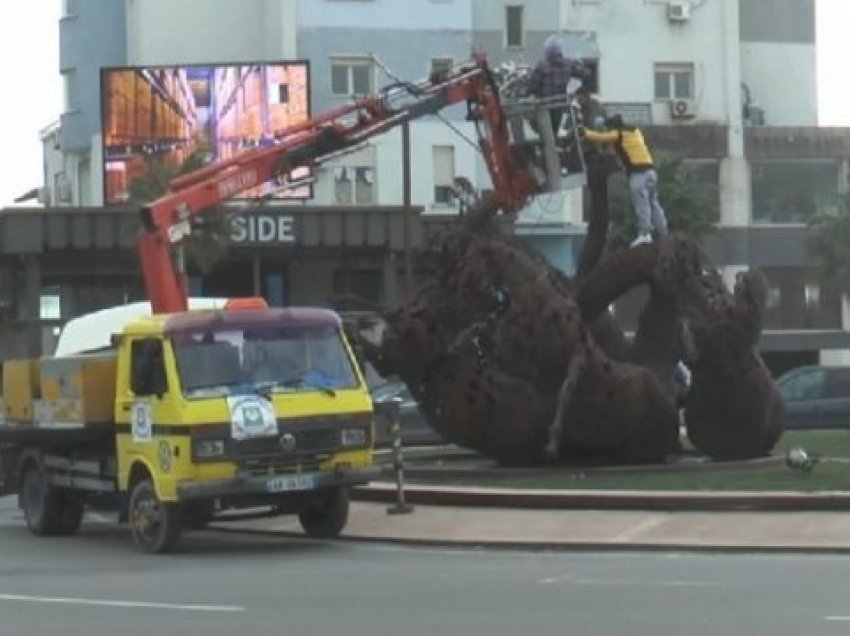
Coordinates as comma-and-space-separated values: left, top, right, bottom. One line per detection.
667, 0, 690, 22
670, 98, 696, 119
747, 105, 766, 126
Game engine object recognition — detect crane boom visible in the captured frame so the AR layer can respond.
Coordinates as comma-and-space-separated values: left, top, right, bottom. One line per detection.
138, 53, 541, 314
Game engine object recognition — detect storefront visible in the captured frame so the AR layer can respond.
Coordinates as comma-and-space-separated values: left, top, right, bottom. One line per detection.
0, 205, 424, 359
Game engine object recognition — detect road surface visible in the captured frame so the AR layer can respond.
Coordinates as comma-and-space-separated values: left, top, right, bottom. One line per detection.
1, 496, 849, 636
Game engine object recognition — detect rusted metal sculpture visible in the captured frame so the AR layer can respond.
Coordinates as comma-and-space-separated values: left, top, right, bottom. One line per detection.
365, 156, 782, 465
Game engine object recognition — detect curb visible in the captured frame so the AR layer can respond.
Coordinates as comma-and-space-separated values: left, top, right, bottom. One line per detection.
209, 526, 850, 556
353, 483, 850, 511
393, 454, 786, 480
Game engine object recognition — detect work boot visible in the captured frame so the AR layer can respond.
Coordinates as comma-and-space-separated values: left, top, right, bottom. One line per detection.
630, 233, 652, 247
674, 361, 692, 391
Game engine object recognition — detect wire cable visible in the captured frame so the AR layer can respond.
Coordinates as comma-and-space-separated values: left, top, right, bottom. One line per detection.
369, 53, 484, 153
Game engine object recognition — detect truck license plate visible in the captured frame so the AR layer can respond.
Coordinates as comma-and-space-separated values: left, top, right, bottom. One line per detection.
265, 474, 316, 493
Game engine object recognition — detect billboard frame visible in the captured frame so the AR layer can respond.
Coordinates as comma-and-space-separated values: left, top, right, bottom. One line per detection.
99, 58, 313, 206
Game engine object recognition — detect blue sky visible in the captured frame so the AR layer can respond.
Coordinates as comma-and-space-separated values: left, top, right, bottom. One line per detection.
0, 0, 847, 207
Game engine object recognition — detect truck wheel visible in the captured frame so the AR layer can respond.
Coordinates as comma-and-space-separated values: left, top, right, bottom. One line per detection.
57, 496, 85, 536
20, 464, 63, 536
298, 486, 350, 539
128, 480, 182, 553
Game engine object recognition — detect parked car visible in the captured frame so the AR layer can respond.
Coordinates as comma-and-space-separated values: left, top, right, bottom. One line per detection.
370, 381, 444, 447
776, 365, 850, 430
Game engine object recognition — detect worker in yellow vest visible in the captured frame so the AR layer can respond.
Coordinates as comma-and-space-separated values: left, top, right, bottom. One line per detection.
580, 114, 668, 247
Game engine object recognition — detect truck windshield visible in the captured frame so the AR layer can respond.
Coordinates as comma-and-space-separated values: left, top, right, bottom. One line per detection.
172, 325, 359, 397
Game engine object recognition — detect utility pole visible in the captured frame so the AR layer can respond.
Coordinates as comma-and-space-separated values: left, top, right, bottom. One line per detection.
402, 120, 413, 304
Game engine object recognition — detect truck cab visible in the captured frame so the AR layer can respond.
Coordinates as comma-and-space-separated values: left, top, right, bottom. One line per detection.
2, 304, 377, 553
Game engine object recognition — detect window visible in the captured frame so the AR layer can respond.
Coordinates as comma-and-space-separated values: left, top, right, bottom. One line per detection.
805, 284, 821, 309
505, 5, 524, 48
270, 83, 289, 105
653, 64, 694, 100
825, 369, 850, 399
333, 269, 382, 305
431, 57, 454, 79
39, 286, 61, 321
603, 102, 652, 126
752, 161, 840, 224
174, 326, 358, 395
433, 145, 456, 205
766, 286, 781, 311
334, 166, 375, 205
54, 172, 72, 203
331, 58, 373, 96
61, 70, 76, 112
131, 338, 167, 397
780, 368, 825, 401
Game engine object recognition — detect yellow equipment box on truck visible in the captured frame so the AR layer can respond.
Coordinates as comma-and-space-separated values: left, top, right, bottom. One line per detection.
0, 304, 377, 553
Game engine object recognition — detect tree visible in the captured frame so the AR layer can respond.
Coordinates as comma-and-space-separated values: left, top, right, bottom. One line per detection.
126, 149, 230, 274
127, 157, 175, 206
605, 154, 719, 250
807, 191, 850, 293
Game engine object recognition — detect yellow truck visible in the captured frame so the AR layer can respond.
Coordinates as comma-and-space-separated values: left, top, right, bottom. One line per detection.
0, 300, 377, 552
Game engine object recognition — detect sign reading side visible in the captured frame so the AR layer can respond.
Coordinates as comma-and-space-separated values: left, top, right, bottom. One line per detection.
230, 215, 296, 244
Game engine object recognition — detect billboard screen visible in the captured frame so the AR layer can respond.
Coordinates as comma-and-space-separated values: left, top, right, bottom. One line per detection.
101, 61, 311, 205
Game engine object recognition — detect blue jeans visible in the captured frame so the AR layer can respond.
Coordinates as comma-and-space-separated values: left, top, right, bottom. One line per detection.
629, 169, 668, 236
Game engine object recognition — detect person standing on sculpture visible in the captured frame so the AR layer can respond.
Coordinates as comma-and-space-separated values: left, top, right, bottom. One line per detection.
580, 113, 668, 247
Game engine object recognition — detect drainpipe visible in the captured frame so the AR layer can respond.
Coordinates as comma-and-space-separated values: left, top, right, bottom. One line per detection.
719, 0, 751, 228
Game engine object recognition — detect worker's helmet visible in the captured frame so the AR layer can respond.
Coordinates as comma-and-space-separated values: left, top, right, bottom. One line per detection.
543, 35, 565, 64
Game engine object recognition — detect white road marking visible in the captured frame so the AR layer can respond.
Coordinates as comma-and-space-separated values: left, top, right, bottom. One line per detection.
825, 616, 850, 621
571, 578, 719, 588
612, 515, 667, 542
539, 573, 574, 585
0, 593, 244, 613
538, 574, 718, 587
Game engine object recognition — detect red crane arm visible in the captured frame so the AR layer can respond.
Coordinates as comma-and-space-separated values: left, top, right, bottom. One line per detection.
138, 53, 539, 314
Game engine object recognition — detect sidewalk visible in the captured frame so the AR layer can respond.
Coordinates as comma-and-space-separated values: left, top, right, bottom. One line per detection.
215, 485, 850, 553
217, 501, 850, 553
208, 447, 850, 552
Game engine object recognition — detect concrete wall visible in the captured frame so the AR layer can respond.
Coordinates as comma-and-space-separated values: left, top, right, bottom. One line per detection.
295, 5, 485, 210
297, 26, 472, 116
472, 0, 562, 65
739, 0, 816, 126
297, 0, 472, 31
740, 43, 817, 126
740, 0, 815, 44
561, 0, 728, 124
125, 0, 297, 65
58, 0, 126, 152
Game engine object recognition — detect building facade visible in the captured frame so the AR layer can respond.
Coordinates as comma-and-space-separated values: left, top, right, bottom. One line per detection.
2, 0, 848, 375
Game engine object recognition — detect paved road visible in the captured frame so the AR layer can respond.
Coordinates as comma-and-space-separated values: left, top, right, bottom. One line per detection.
4, 497, 850, 636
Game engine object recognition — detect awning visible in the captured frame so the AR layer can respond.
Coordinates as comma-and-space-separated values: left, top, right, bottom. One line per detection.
13, 187, 40, 204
